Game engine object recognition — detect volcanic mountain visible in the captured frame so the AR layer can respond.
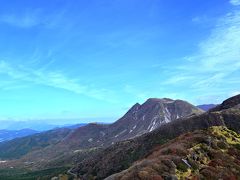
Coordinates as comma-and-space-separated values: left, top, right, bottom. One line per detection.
105, 98, 203, 140
60, 98, 203, 149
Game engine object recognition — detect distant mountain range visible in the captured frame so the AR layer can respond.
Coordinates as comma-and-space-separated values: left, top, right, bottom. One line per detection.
0, 128, 73, 159
0, 121, 60, 131
0, 95, 240, 179
0, 129, 38, 143
0, 120, 87, 131
197, 104, 218, 111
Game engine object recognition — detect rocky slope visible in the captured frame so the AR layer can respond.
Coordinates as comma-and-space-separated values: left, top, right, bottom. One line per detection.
70, 94, 240, 179
106, 98, 203, 140
63, 98, 203, 149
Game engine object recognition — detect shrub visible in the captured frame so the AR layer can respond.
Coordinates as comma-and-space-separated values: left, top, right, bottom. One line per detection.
217, 141, 228, 149
233, 143, 240, 150
188, 159, 199, 170
177, 162, 188, 172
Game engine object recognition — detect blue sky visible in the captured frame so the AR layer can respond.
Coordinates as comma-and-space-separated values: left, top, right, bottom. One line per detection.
0, 0, 240, 123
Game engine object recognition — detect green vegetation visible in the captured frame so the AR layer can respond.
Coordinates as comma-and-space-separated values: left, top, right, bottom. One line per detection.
176, 162, 188, 172
176, 126, 240, 179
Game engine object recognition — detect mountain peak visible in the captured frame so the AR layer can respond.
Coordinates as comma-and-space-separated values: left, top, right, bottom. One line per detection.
109, 97, 203, 140
125, 103, 141, 115
145, 98, 174, 103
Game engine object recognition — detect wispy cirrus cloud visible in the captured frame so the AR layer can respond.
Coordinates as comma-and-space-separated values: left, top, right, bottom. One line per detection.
0, 60, 117, 103
0, 11, 43, 28
162, 4, 240, 102
0, 9, 66, 28
230, 0, 240, 6
170, 12, 239, 79
162, 75, 194, 85
0, 15, 33, 28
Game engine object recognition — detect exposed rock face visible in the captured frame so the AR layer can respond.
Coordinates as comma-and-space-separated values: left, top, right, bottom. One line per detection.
106, 98, 203, 141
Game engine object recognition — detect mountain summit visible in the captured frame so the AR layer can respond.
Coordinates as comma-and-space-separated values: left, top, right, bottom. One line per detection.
107, 98, 203, 140
63, 98, 203, 149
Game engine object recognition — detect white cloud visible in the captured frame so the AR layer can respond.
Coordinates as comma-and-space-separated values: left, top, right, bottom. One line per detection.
163, 75, 193, 85
171, 11, 240, 86
191, 15, 211, 24
0, 10, 66, 28
0, 13, 42, 28
0, 60, 117, 103
230, 0, 240, 6
162, 8, 240, 103
187, 12, 240, 73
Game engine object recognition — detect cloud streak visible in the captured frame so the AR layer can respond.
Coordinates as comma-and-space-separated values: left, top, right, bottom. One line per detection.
0, 60, 117, 103
162, 5, 240, 102
167, 8, 240, 88
230, 0, 240, 6
0, 9, 66, 28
